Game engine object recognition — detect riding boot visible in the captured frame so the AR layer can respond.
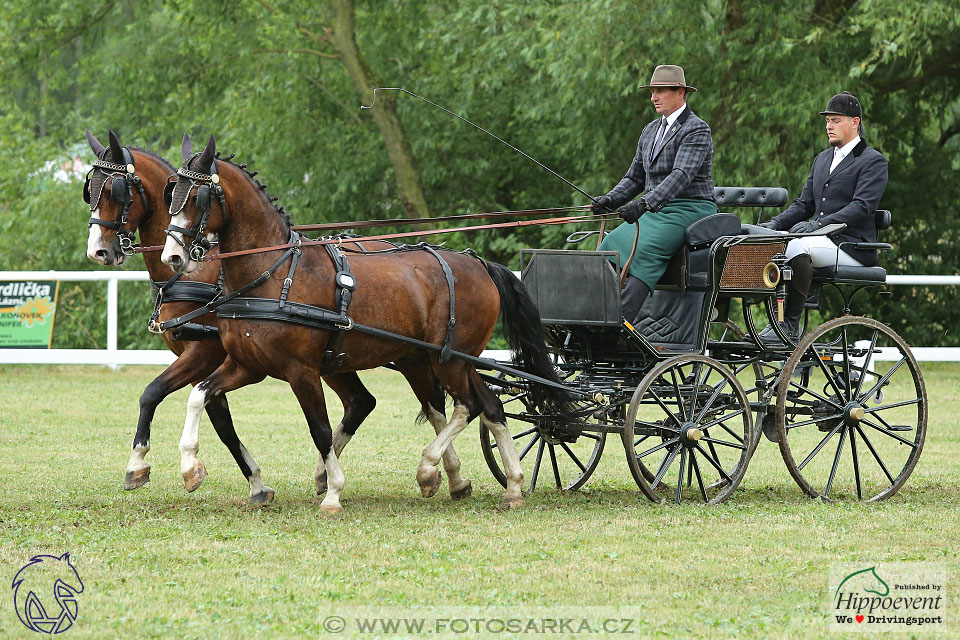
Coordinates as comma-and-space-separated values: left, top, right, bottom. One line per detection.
621, 275, 651, 325
759, 255, 812, 344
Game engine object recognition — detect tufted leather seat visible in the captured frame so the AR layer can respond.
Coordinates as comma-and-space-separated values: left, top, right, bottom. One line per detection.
714, 186, 788, 209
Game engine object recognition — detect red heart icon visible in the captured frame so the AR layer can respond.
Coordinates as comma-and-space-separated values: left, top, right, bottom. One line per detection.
856, 615, 864, 623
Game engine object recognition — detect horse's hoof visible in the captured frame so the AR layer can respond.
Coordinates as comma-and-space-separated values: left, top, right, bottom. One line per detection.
182, 461, 208, 493
249, 487, 275, 505
123, 467, 151, 491
450, 480, 473, 500
320, 503, 343, 515
417, 467, 442, 498
502, 495, 525, 509
315, 473, 328, 495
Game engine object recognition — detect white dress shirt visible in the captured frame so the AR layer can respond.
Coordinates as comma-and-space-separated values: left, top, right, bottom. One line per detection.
829, 135, 861, 173
651, 103, 687, 157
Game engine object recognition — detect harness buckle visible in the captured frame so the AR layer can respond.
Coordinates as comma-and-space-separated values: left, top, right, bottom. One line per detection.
334, 317, 354, 331
147, 319, 163, 334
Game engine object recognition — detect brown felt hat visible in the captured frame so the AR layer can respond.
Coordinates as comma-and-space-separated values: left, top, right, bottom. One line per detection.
638, 65, 698, 93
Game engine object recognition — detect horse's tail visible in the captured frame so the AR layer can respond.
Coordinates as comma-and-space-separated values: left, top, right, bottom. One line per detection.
484, 262, 574, 415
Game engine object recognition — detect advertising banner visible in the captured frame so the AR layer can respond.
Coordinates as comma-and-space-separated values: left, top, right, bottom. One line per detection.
0, 280, 60, 348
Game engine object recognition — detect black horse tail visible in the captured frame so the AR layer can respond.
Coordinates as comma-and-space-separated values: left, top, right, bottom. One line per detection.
484, 261, 574, 415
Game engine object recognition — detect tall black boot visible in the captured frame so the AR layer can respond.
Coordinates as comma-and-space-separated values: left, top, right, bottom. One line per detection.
621, 275, 651, 325
759, 255, 812, 343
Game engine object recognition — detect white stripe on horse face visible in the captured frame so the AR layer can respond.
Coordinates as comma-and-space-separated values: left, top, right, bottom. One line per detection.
160, 212, 191, 269
86, 209, 108, 263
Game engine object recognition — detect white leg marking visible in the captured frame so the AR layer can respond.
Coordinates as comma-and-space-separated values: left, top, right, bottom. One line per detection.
179, 383, 208, 476
239, 445, 265, 496
319, 449, 345, 513
483, 416, 524, 505
314, 426, 353, 490
126, 442, 150, 474
426, 406, 470, 494
417, 404, 470, 497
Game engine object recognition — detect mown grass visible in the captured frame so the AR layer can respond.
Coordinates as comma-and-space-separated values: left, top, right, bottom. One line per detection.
1, 363, 957, 639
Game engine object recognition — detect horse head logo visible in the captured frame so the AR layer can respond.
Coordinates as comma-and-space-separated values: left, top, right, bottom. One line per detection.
12, 553, 84, 634
834, 565, 890, 599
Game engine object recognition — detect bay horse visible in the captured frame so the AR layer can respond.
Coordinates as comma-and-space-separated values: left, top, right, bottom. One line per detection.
160, 133, 570, 510
83, 130, 389, 503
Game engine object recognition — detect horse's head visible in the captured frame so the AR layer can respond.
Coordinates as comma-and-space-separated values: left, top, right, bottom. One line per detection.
83, 130, 156, 266
161, 133, 226, 274
12, 553, 85, 633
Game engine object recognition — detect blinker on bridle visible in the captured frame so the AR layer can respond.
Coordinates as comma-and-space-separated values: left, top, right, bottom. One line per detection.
164, 157, 226, 262
83, 149, 149, 256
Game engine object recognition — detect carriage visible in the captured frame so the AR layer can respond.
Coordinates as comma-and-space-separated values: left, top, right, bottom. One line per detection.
477, 186, 927, 504
84, 130, 926, 510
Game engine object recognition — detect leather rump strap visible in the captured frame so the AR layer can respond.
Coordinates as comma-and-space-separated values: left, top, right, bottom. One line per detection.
420, 245, 457, 363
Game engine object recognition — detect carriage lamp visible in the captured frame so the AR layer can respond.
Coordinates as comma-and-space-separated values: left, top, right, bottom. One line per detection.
764, 254, 792, 322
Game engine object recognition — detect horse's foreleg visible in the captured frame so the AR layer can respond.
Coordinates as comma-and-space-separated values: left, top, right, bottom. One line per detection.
289, 373, 343, 513
204, 394, 274, 505
126, 352, 216, 491
179, 358, 263, 495
314, 373, 376, 494
417, 403, 470, 499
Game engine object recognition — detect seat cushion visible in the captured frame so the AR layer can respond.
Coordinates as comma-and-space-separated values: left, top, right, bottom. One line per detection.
685, 213, 742, 249
812, 265, 886, 283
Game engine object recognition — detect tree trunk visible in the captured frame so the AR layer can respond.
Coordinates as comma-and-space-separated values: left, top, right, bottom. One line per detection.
328, 0, 431, 218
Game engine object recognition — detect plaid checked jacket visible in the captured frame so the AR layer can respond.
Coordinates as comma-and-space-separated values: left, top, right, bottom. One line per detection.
604, 106, 715, 211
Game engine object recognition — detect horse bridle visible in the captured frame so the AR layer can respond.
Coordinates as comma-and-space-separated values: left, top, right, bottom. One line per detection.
163, 158, 226, 262
83, 147, 150, 256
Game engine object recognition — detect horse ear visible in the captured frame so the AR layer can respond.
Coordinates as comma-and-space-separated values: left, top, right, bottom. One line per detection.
108, 130, 124, 162
60, 552, 71, 562
181, 132, 193, 162
85, 130, 106, 157
196, 134, 216, 173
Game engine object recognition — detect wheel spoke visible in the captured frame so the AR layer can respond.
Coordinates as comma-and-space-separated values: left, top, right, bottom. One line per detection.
701, 408, 746, 431
712, 419, 746, 444
785, 412, 844, 430
694, 443, 732, 482
648, 387, 682, 428
518, 433, 541, 461
840, 325, 852, 402
548, 444, 562, 489
850, 427, 862, 500
669, 367, 688, 421
529, 438, 545, 492
859, 357, 906, 403
810, 343, 847, 399
853, 329, 879, 400
676, 447, 687, 503
694, 376, 730, 424
824, 426, 848, 498
559, 441, 587, 473
690, 450, 708, 501
652, 445, 680, 490
864, 398, 921, 413
688, 362, 703, 420
700, 436, 746, 450
511, 426, 539, 441
854, 425, 895, 485
797, 424, 843, 471
860, 419, 918, 448
788, 379, 845, 411
637, 437, 680, 459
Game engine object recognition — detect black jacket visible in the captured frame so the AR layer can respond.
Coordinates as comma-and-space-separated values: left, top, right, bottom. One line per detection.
771, 139, 888, 266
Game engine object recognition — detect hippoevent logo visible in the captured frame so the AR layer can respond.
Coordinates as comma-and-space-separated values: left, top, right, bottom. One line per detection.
12, 553, 84, 634
830, 563, 946, 632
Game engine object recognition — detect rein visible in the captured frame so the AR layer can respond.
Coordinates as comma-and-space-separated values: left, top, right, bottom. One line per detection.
140, 210, 617, 260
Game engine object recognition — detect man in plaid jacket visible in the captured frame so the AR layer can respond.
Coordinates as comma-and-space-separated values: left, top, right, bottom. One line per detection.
593, 65, 717, 324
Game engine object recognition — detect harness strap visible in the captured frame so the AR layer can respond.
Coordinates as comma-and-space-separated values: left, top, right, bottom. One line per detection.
155, 235, 298, 333
419, 245, 457, 363
320, 242, 356, 373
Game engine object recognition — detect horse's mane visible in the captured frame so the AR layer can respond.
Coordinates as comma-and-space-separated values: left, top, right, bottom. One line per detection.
191, 152, 292, 229
130, 146, 176, 173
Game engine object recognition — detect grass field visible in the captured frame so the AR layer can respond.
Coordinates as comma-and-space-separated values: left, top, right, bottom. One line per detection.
1, 363, 957, 639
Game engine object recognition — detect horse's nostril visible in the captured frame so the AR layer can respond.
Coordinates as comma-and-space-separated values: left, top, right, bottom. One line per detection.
169, 254, 182, 267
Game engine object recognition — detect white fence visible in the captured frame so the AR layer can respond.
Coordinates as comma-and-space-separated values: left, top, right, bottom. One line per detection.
1, 270, 958, 366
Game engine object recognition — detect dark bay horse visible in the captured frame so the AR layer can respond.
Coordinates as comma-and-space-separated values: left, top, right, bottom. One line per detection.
160, 134, 570, 510
83, 130, 381, 503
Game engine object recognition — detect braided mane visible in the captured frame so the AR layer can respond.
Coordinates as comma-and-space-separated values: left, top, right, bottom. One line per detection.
130, 146, 176, 173
214, 151, 292, 229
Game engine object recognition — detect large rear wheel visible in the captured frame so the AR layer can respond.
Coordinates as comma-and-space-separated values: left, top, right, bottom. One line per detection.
775, 316, 926, 501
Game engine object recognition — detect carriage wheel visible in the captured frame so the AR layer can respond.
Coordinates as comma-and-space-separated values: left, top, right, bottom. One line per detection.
480, 375, 606, 492
621, 355, 754, 504
775, 316, 927, 501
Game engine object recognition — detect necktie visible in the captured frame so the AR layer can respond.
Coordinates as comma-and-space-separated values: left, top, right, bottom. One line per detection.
651, 118, 667, 160
829, 148, 844, 173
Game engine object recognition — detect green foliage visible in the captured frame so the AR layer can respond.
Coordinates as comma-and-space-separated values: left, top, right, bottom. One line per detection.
0, 0, 957, 346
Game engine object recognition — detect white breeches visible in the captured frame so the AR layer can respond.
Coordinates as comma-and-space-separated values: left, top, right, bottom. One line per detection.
785, 236, 863, 268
